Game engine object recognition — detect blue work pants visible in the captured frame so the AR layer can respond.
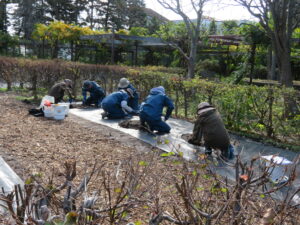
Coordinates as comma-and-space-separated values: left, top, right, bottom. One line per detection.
102, 103, 126, 119
140, 113, 171, 133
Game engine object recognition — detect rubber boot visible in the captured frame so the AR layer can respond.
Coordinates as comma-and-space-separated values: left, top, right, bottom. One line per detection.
205, 147, 212, 155
101, 111, 108, 119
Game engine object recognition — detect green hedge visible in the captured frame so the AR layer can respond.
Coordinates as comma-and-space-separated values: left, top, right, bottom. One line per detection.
0, 56, 299, 147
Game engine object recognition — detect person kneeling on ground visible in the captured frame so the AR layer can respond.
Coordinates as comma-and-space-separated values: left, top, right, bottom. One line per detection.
118, 77, 139, 111
82, 80, 106, 107
101, 89, 138, 119
48, 79, 74, 103
188, 102, 234, 160
139, 86, 174, 134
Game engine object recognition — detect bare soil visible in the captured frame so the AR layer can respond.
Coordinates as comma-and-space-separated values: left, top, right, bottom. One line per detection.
0, 93, 155, 179
0, 93, 185, 224
1, 92, 299, 225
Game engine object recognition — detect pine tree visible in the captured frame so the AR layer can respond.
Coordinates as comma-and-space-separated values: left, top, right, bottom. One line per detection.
208, 19, 217, 35
127, 0, 146, 29
45, 0, 75, 23
0, 0, 8, 33
84, 0, 104, 29
71, 0, 87, 25
14, 0, 36, 39
98, 0, 146, 31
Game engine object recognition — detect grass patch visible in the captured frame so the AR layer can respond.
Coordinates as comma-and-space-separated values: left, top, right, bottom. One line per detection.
15, 95, 35, 101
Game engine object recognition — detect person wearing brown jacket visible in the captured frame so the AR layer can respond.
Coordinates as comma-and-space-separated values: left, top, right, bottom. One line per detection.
188, 102, 234, 160
48, 79, 73, 103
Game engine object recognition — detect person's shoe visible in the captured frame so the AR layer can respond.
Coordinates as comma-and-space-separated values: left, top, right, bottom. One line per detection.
228, 144, 235, 160
101, 111, 108, 119
204, 147, 212, 155
155, 131, 169, 136
33, 112, 44, 117
124, 115, 133, 120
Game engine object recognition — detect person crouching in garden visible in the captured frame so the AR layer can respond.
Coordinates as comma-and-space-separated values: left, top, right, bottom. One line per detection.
139, 86, 174, 135
118, 77, 139, 111
101, 89, 138, 119
82, 80, 106, 108
48, 79, 74, 103
188, 102, 235, 160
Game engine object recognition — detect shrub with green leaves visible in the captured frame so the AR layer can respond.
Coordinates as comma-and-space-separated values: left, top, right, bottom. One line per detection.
0, 56, 299, 147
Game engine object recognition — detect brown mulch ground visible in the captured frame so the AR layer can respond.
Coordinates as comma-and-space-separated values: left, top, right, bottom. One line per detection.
1, 93, 299, 224
0, 93, 147, 179
0, 93, 187, 224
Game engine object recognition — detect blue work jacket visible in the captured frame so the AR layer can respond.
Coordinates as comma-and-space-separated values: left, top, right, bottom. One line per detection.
140, 87, 174, 120
82, 81, 105, 99
101, 91, 129, 107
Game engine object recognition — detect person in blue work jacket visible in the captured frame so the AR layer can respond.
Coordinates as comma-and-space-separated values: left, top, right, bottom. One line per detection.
139, 86, 174, 134
101, 89, 138, 119
82, 80, 106, 107
118, 78, 139, 111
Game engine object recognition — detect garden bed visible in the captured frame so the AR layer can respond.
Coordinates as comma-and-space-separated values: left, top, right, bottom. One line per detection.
0, 92, 299, 224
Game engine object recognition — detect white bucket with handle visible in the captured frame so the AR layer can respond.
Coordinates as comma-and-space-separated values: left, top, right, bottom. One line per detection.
39, 95, 55, 108
53, 105, 67, 120
56, 103, 70, 115
42, 105, 54, 118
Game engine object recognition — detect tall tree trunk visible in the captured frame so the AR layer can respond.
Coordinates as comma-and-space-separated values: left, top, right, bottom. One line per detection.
0, 0, 7, 32
52, 40, 59, 59
187, 37, 197, 79
75, 43, 80, 61
278, 49, 293, 87
273, 32, 298, 117
267, 39, 277, 81
70, 41, 74, 61
90, 0, 95, 29
267, 45, 273, 80
42, 39, 45, 58
270, 49, 276, 81
32, 74, 38, 100
249, 44, 256, 84
6, 81, 12, 91
187, 58, 195, 79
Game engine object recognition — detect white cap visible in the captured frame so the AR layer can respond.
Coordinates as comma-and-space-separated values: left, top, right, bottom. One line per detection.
118, 78, 130, 88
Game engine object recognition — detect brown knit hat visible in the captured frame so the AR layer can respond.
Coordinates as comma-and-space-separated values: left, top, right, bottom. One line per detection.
197, 102, 214, 115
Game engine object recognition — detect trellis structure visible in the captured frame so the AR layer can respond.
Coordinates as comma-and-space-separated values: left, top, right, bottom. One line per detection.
80, 33, 170, 65
80, 33, 247, 65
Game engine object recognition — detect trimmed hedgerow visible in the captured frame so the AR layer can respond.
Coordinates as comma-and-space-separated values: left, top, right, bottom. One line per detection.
0, 56, 299, 147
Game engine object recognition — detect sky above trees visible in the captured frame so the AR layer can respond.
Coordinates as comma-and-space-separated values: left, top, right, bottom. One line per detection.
145, 0, 256, 21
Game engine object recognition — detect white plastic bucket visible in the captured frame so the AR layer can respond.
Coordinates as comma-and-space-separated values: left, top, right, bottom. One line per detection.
39, 95, 55, 108
42, 105, 54, 118
57, 103, 70, 115
53, 105, 67, 120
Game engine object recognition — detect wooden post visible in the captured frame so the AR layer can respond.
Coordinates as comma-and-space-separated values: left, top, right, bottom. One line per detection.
175, 88, 178, 117
135, 41, 138, 66
184, 89, 188, 118
111, 27, 115, 64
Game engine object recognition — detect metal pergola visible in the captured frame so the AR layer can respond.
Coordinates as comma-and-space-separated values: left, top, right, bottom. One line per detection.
80, 34, 170, 65
80, 33, 249, 65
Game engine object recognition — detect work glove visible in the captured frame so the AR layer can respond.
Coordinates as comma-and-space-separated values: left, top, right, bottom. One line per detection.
131, 110, 139, 115
188, 138, 197, 145
187, 138, 193, 144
